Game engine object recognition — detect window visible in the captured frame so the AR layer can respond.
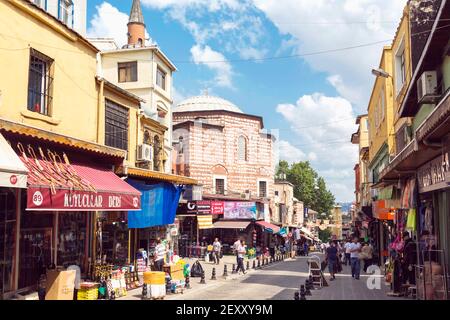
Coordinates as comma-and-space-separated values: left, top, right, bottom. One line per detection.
215, 179, 225, 195
105, 99, 129, 151
118, 62, 137, 83
156, 67, 166, 90
59, 0, 73, 26
274, 191, 279, 196
259, 181, 267, 198
238, 136, 247, 161
395, 40, 406, 94
27, 49, 53, 116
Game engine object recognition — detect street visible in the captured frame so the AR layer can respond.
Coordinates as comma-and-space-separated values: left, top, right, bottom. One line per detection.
120, 254, 398, 300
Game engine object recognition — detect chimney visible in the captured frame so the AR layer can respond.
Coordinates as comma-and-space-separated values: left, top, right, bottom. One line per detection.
127, 0, 146, 47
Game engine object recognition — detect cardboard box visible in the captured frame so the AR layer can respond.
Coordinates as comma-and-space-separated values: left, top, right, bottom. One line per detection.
45, 270, 76, 300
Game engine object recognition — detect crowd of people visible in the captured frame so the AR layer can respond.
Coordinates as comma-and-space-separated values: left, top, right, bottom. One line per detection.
323, 237, 374, 281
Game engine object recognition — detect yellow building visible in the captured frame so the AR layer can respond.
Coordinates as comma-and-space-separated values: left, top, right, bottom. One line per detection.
0, 0, 195, 298
351, 115, 370, 210
367, 46, 394, 185
330, 205, 343, 240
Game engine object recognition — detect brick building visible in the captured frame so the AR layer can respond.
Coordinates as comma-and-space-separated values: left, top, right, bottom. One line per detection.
172, 94, 277, 250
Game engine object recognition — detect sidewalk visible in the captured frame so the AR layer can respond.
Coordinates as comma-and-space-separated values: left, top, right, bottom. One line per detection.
118, 255, 272, 300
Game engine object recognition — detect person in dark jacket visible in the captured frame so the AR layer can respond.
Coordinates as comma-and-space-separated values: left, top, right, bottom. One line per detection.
326, 241, 338, 281
402, 231, 417, 285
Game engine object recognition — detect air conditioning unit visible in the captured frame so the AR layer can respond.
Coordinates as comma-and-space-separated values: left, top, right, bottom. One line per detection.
417, 71, 439, 104
137, 144, 153, 162
241, 192, 251, 200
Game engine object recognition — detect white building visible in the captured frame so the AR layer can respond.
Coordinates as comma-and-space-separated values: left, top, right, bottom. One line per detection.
30, 0, 87, 36
89, 0, 176, 173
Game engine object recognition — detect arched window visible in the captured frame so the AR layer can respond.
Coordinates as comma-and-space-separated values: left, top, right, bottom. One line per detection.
238, 136, 247, 161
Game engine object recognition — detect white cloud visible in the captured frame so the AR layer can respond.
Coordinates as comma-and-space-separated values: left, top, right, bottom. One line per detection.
252, 0, 407, 110
190, 45, 234, 88
87, 2, 151, 48
276, 93, 359, 201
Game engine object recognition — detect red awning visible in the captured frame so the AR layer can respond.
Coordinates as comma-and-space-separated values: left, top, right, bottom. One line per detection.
19, 154, 141, 211
256, 221, 281, 234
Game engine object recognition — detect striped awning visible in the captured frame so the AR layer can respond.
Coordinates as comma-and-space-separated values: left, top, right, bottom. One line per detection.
197, 215, 213, 229
212, 221, 251, 229
256, 221, 280, 234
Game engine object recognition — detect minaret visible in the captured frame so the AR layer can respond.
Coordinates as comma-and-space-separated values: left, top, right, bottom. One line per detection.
127, 0, 145, 47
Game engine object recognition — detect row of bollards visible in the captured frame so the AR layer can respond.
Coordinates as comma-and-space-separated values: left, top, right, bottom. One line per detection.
294, 276, 315, 300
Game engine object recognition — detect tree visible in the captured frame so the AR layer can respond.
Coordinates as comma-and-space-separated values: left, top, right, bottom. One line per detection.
274, 160, 335, 214
319, 228, 332, 243
312, 177, 336, 215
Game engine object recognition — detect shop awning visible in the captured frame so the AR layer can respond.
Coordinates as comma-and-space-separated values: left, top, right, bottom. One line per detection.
212, 221, 251, 229
256, 221, 280, 234
18, 150, 141, 211
0, 133, 28, 188
300, 227, 314, 238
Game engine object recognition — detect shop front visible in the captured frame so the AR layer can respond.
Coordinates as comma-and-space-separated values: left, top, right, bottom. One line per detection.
0, 133, 28, 299
1, 132, 142, 299
415, 149, 450, 300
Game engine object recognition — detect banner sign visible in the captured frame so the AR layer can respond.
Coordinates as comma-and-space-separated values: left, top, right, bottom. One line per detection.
224, 202, 256, 220
417, 152, 450, 193
211, 201, 224, 215
27, 187, 141, 211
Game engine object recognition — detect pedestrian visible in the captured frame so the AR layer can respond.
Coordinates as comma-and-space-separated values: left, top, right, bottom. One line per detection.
304, 241, 309, 256
233, 238, 241, 265
361, 242, 373, 272
153, 238, 166, 271
344, 240, 352, 266
236, 240, 247, 275
402, 231, 416, 285
326, 241, 338, 281
320, 242, 326, 254
269, 240, 275, 259
212, 237, 222, 265
349, 237, 362, 280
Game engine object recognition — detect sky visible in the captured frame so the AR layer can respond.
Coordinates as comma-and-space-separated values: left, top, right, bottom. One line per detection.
86, 0, 407, 202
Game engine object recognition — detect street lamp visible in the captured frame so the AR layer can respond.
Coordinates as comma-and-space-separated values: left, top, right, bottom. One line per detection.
371, 68, 391, 78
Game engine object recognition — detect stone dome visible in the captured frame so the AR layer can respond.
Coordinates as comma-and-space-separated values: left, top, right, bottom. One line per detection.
175, 94, 243, 113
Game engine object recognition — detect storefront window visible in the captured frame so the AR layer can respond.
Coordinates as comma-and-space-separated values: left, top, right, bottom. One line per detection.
57, 213, 87, 273
0, 189, 17, 296
100, 212, 129, 266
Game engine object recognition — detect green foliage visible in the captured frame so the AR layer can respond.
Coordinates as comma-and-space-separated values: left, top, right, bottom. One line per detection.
275, 160, 336, 214
319, 228, 332, 243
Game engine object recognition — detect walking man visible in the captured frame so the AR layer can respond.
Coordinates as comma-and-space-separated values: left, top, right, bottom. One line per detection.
349, 237, 362, 280
344, 240, 352, 266
233, 238, 241, 265
236, 240, 247, 275
212, 237, 222, 265
326, 241, 338, 281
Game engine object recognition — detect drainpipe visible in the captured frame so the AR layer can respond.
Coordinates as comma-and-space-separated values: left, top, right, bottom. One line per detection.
96, 52, 104, 144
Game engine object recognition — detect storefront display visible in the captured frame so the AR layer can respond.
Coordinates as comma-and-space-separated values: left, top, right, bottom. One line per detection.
57, 213, 87, 271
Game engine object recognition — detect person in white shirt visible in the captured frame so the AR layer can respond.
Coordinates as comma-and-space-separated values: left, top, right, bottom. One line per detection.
154, 238, 166, 271
348, 237, 362, 279
344, 241, 352, 266
235, 240, 247, 275
212, 238, 222, 265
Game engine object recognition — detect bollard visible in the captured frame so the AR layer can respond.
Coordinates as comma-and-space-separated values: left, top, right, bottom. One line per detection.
246, 261, 250, 270
185, 275, 191, 289
253, 260, 256, 269
262, 258, 265, 266
166, 276, 172, 294
200, 271, 206, 284
270, 257, 273, 264
305, 281, 312, 296
110, 290, 116, 300
300, 285, 307, 300
257, 259, 261, 269
294, 291, 300, 300
141, 284, 148, 299
211, 268, 217, 280
309, 275, 315, 290
223, 265, 228, 277
232, 264, 237, 274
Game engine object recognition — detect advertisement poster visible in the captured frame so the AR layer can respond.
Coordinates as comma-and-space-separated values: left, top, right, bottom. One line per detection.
224, 202, 256, 219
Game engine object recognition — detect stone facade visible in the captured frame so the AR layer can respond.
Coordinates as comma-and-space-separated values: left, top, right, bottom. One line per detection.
173, 109, 275, 201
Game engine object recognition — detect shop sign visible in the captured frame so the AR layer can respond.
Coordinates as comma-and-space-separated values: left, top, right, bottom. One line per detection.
417, 152, 450, 193
26, 187, 141, 211
187, 200, 211, 214
211, 201, 224, 215
0, 171, 27, 188
223, 202, 256, 220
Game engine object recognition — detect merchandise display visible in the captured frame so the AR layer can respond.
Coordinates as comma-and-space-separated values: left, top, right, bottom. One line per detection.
78, 282, 99, 300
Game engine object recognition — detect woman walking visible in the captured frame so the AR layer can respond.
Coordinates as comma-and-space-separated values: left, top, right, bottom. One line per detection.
326, 241, 338, 281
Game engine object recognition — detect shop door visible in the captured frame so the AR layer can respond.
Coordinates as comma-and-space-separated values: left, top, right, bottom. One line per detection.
18, 228, 52, 290
0, 190, 17, 298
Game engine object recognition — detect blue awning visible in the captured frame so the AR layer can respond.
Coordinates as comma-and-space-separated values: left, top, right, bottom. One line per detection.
127, 180, 182, 229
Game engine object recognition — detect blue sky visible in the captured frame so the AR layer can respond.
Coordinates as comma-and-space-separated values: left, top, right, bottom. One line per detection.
86, 0, 406, 202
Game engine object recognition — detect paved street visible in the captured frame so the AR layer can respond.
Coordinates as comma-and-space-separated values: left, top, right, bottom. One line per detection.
120, 254, 400, 300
